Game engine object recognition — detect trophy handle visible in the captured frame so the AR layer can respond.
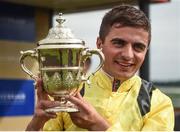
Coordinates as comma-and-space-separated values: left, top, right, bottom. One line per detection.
20, 50, 38, 80
81, 48, 104, 81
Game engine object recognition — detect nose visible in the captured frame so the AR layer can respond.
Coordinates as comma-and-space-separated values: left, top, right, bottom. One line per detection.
121, 44, 134, 60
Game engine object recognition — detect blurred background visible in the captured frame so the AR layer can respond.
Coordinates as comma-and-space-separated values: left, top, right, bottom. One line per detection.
0, 0, 179, 130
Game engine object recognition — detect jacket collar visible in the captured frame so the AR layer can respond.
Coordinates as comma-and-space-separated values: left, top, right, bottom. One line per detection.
96, 69, 140, 93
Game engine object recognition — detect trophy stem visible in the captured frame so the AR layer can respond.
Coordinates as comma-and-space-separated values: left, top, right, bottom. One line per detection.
45, 96, 79, 113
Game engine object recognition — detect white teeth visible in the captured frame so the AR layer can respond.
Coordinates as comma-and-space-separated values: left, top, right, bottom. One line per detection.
121, 64, 130, 66
115, 61, 132, 67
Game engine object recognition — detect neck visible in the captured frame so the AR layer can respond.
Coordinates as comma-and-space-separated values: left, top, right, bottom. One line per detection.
101, 69, 130, 83
100, 69, 113, 81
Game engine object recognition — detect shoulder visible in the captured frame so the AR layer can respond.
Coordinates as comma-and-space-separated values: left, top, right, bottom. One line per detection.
138, 79, 172, 104
142, 83, 174, 130
140, 80, 174, 117
151, 88, 173, 110
137, 79, 173, 116
137, 79, 156, 116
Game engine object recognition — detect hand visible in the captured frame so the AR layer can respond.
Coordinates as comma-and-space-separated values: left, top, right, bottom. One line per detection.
66, 92, 110, 131
35, 78, 58, 120
26, 78, 60, 131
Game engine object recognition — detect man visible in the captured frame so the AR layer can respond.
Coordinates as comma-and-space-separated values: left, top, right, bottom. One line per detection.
26, 5, 174, 131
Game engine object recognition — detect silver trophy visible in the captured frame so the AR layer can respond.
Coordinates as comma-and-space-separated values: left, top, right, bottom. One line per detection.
19, 13, 104, 112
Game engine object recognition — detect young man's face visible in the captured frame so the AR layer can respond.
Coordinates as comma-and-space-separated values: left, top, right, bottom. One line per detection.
97, 25, 149, 82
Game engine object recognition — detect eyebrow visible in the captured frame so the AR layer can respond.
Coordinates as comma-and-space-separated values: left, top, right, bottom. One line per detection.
111, 38, 126, 43
134, 42, 147, 48
111, 38, 147, 47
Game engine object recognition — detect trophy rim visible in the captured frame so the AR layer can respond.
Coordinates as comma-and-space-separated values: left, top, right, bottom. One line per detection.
38, 38, 85, 45
37, 44, 86, 49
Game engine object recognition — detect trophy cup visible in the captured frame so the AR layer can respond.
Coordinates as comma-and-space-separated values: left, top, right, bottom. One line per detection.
20, 13, 104, 112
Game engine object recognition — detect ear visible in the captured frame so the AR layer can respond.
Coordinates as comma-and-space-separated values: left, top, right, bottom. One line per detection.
96, 37, 103, 49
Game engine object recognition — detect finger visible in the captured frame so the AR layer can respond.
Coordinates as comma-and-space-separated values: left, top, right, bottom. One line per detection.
36, 78, 49, 100
74, 92, 89, 105
35, 109, 57, 118
45, 112, 57, 118
75, 92, 84, 100
38, 100, 61, 109
66, 95, 89, 112
36, 78, 43, 93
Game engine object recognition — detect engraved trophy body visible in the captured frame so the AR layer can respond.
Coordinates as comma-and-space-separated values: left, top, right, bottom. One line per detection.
20, 13, 104, 112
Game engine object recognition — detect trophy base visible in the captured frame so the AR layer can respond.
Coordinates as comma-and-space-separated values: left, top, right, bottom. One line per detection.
45, 101, 79, 113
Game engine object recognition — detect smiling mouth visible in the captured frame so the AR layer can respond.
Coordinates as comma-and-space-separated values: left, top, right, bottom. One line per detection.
115, 61, 134, 68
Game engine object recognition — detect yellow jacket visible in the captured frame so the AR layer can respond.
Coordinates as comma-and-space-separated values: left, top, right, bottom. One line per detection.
43, 70, 174, 131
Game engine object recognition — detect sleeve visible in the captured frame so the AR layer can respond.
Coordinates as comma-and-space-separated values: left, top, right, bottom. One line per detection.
107, 89, 174, 131
43, 112, 64, 131
141, 89, 174, 131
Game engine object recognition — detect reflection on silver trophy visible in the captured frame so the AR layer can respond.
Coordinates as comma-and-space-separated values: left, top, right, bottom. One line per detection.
19, 13, 104, 112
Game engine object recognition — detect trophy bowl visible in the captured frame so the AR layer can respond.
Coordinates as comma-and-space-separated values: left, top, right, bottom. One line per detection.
19, 13, 104, 112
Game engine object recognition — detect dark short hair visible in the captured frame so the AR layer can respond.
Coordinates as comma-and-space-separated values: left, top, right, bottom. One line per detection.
99, 5, 151, 45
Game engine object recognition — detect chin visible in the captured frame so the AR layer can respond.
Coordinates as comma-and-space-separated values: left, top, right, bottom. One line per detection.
115, 72, 134, 80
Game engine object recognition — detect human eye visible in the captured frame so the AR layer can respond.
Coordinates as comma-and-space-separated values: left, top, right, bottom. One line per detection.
133, 43, 147, 52
111, 38, 125, 48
